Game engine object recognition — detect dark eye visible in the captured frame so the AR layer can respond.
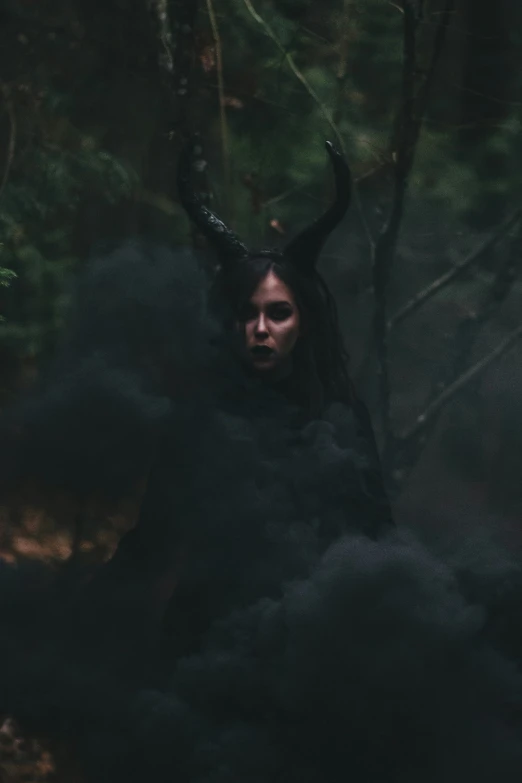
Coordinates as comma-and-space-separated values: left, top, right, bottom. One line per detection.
268, 304, 293, 322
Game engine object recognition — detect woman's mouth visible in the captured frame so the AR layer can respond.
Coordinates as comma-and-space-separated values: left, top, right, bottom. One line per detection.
250, 345, 276, 360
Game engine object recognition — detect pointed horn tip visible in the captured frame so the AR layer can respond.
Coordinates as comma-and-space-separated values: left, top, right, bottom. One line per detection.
325, 140, 342, 159
324, 140, 351, 183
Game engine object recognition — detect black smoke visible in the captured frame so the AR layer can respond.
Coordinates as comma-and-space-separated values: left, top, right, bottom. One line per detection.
0, 240, 215, 498
1, 240, 522, 782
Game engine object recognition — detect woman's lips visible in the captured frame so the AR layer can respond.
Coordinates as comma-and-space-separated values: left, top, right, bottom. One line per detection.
250, 345, 275, 359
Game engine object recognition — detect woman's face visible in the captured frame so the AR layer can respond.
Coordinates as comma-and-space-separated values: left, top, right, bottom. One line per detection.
236, 270, 301, 373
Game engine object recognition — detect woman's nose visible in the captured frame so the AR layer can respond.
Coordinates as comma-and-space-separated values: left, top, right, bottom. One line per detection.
254, 314, 269, 336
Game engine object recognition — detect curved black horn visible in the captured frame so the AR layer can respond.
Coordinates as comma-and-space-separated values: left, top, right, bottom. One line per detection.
177, 136, 248, 262
283, 141, 351, 272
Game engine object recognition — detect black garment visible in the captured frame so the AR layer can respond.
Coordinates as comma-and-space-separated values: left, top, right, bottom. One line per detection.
96, 374, 393, 668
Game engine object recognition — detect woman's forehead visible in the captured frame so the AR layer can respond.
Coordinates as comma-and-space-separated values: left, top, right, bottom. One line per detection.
250, 270, 296, 304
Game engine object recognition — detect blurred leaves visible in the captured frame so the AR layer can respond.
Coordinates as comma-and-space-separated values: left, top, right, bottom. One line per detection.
0, 268, 16, 288
0, 0, 520, 492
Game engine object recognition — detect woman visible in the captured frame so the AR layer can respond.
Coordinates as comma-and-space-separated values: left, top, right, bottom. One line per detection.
179, 137, 394, 534
0, 141, 397, 783
88, 140, 391, 662
70, 139, 393, 671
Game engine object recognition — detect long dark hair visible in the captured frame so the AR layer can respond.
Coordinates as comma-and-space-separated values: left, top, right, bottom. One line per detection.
178, 138, 355, 416
210, 252, 356, 417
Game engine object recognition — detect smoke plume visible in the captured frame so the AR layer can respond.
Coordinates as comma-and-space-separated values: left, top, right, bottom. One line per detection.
1, 240, 522, 782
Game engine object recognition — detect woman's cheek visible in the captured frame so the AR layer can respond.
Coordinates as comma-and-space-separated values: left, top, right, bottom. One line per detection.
277, 326, 296, 353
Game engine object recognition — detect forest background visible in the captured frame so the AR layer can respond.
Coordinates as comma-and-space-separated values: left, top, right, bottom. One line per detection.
0, 0, 521, 614
0, 0, 521, 777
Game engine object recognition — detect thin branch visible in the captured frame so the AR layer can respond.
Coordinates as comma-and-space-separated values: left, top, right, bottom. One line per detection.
452, 83, 522, 109
263, 184, 304, 208
372, 0, 418, 447
331, 0, 375, 249
411, 0, 455, 146
386, 208, 522, 490
0, 83, 16, 201
243, 0, 344, 151
243, 0, 376, 251
206, 0, 230, 199
388, 208, 522, 330
423, 211, 522, 425
354, 162, 388, 184
399, 323, 522, 443
372, 0, 455, 454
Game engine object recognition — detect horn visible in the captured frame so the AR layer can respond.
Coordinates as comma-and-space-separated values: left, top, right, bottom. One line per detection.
177, 136, 248, 262
283, 141, 351, 272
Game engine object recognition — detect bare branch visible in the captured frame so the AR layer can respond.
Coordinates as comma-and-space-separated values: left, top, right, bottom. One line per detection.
243, 0, 344, 151
453, 84, 522, 109
388, 208, 522, 330
372, 0, 456, 453
242, 0, 375, 250
387, 210, 522, 491
399, 323, 522, 443
424, 211, 522, 425
410, 0, 456, 151
372, 0, 419, 446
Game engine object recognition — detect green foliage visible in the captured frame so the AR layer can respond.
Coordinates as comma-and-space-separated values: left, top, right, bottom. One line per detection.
0, 0, 520, 387
213, 0, 520, 237
0, 266, 16, 288
0, 82, 138, 359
